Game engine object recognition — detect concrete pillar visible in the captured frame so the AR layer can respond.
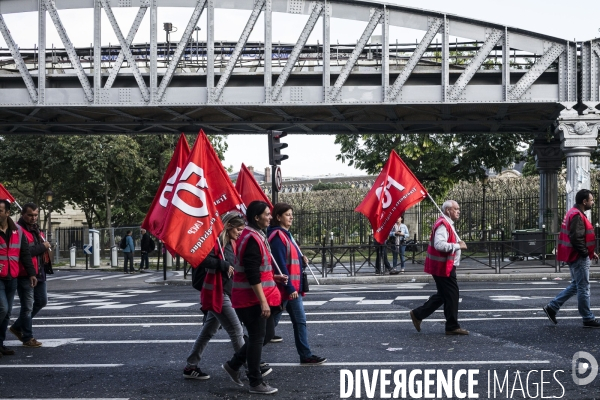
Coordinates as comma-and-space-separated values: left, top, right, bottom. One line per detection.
533, 135, 562, 232
556, 110, 600, 220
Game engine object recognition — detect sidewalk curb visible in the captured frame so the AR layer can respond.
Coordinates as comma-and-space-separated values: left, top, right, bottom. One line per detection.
146, 272, 600, 286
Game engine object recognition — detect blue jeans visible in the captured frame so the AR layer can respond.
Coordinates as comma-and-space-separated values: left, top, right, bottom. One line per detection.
548, 257, 595, 321
12, 280, 47, 341
392, 245, 406, 270
274, 296, 312, 360
11, 278, 35, 341
0, 278, 18, 346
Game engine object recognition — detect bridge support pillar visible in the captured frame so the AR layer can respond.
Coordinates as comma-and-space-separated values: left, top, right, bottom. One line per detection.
533, 134, 562, 232
556, 110, 600, 221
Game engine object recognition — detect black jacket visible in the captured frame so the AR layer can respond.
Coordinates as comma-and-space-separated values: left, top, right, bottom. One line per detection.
569, 213, 590, 259
17, 217, 49, 281
140, 233, 154, 253
194, 241, 236, 296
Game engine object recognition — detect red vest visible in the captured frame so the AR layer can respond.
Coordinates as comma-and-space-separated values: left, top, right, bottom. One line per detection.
17, 226, 43, 277
423, 217, 457, 277
268, 229, 303, 296
557, 207, 595, 263
0, 226, 23, 279
231, 228, 281, 309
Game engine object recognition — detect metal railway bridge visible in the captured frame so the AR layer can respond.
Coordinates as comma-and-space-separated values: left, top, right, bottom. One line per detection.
0, 0, 599, 229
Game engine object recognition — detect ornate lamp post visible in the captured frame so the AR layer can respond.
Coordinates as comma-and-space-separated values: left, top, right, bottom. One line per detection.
45, 189, 53, 245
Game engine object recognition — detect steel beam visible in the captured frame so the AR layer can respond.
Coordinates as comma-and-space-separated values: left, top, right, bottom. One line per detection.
329, 9, 382, 101
322, 0, 330, 102
502, 27, 510, 102
264, 0, 272, 102
150, 0, 157, 103
328, 106, 359, 133
206, 0, 215, 102
388, 18, 442, 102
156, 0, 207, 101
508, 43, 565, 100
270, 107, 312, 132
381, 7, 389, 102
215, 107, 262, 131
0, 15, 38, 102
103, 3, 148, 90
38, 0, 46, 105
94, 0, 101, 103
271, 2, 323, 101
441, 15, 449, 102
212, 0, 265, 102
448, 29, 503, 100
44, 0, 94, 102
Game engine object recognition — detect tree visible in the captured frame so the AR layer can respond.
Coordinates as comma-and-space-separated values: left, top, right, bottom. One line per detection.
335, 132, 531, 197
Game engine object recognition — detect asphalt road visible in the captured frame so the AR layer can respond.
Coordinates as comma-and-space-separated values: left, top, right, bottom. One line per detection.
1, 271, 600, 399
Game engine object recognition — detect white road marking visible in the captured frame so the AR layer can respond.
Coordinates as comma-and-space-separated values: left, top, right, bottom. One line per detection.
0, 364, 123, 368
358, 300, 394, 305
99, 294, 138, 298
156, 303, 197, 308
120, 274, 150, 280
93, 304, 137, 309
76, 299, 118, 303
46, 275, 82, 281
3, 338, 82, 348
329, 297, 365, 302
140, 300, 179, 304
124, 290, 160, 293
77, 339, 229, 344
78, 303, 120, 307
63, 275, 103, 281
92, 275, 127, 280
302, 301, 327, 306
268, 360, 550, 367
43, 306, 74, 310
395, 296, 431, 300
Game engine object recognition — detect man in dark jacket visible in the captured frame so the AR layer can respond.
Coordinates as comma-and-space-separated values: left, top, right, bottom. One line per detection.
0, 199, 36, 357
10, 203, 51, 347
139, 228, 154, 270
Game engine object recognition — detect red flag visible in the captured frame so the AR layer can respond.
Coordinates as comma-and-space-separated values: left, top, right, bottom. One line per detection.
0, 183, 15, 203
235, 163, 273, 209
356, 151, 427, 244
142, 134, 190, 239
197, 131, 246, 215
161, 132, 224, 266
201, 244, 224, 313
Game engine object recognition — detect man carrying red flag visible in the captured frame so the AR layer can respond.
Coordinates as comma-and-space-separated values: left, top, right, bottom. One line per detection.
409, 200, 469, 336
355, 151, 427, 274
235, 164, 273, 209
0, 184, 16, 204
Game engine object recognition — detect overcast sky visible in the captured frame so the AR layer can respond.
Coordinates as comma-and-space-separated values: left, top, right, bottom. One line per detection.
1, 0, 598, 178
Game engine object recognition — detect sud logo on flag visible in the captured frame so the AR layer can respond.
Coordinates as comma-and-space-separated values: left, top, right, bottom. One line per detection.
356, 150, 428, 244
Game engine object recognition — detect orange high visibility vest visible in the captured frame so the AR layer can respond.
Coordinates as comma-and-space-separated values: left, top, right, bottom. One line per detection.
0, 226, 23, 279
557, 207, 595, 263
268, 229, 302, 295
17, 226, 44, 277
423, 217, 457, 277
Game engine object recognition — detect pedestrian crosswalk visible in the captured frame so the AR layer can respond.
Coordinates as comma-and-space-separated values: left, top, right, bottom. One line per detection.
46, 272, 158, 281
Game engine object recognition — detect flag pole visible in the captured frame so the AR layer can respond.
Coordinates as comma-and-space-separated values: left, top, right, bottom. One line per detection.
290, 236, 320, 285
426, 193, 461, 242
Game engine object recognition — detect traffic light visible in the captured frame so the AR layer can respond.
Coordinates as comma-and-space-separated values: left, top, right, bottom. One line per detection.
268, 130, 289, 165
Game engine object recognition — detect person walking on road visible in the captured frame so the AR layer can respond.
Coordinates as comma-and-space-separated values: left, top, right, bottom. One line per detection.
268, 203, 327, 365
222, 201, 287, 395
139, 228, 154, 271
390, 216, 409, 273
543, 189, 600, 328
410, 200, 469, 335
0, 199, 37, 357
122, 230, 135, 274
10, 203, 51, 348
183, 213, 247, 380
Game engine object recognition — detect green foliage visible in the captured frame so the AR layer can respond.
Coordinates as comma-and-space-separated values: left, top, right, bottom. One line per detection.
312, 182, 352, 191
335, 132, 531, 197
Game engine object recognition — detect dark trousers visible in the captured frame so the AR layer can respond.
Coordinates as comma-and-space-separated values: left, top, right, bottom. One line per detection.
228, 304, 280, 387
123, 252, 134, 272
412, 268, 460, 331
140, 251, 149, 269
375, 241, 391, 273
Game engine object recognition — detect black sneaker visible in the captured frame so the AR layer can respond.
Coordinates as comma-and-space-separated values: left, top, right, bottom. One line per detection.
583, 319, 600, 328
269, 335, 283, 343
0, 346, 15, 355
183, 366, 210, 380
222, 362, 244, 387
249, 382, 278, 394
300, 355, 327, 365
260, 361, 269, 368
261, 366, 273, 377
543, 305, 557, 325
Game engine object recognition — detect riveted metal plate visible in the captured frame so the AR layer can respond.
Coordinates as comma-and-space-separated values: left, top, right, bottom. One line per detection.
119, 0, 132, 7
290, 87, 304, 102
119, 88, 132, 103
287, 0, 304, 14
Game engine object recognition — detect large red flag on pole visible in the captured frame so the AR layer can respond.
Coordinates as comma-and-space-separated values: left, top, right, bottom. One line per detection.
142, 134, 190, 239
161, 133, 224, 266
196, 130, 246, 216
235, 163, 273, 209
0, 183, 16, 203
356, 151, 427, 244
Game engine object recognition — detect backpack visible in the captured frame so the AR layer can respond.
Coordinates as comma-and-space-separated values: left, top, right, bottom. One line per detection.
191, 265, 206, 291
148, 238, 156, 252
119, 236, 127, 250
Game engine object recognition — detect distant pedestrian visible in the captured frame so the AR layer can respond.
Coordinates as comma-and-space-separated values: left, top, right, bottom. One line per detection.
410, 200, 469, 335
0, 199, 37, 357
183, 213, 246, 380
268, 203, 326, 365
543, 189, 600, 328
390, 216, 409, 273
10, 203, 51, 348
122, 230, 135, 274
375, 237, 396, 275
139, 228, 154, 270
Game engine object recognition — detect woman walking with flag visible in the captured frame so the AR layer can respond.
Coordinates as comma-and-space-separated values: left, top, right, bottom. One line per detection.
183, 212, 246, 380
268, 202, 326, 365
222, 201, 287, 395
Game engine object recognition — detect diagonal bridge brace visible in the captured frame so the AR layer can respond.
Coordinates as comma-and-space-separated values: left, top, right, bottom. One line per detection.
447, 29, 503, 100
329, 9, 383, 101
103, 1, 149, 91
508, 43, 565, 100
0, 15, 38, 102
